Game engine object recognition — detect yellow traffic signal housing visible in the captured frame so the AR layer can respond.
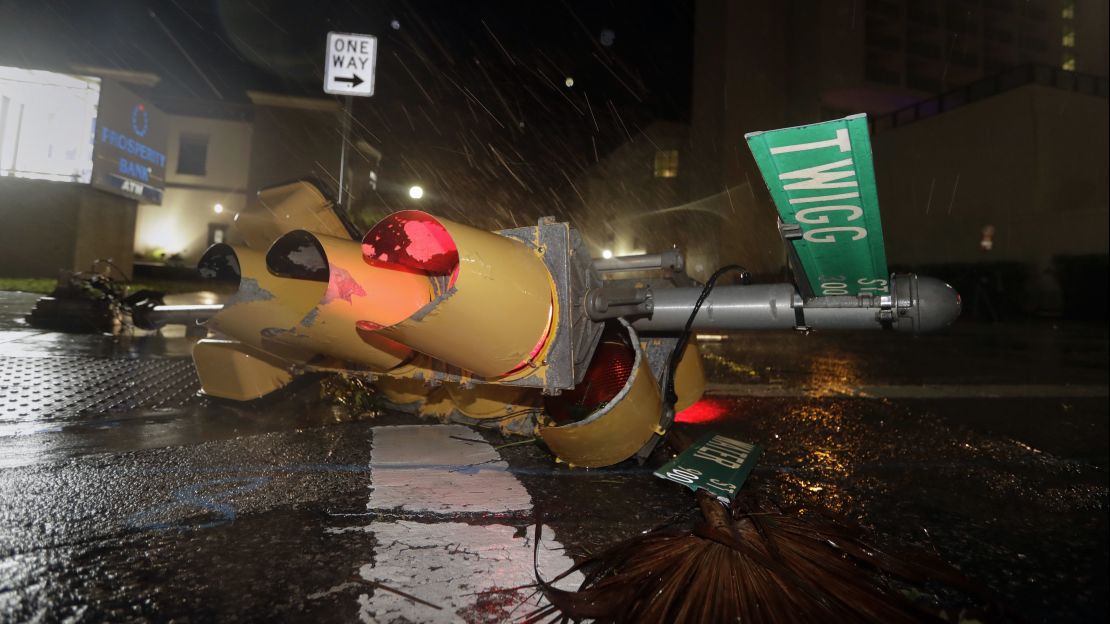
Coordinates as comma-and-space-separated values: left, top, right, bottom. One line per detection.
230, 179, 354, 250
672, 342, 707, 413
192, 179, 702, 468
192, 339, 295, 401
538, 321, 664, 468
198, 243, 318, 363
358, 210, 556, 379
264, 229, 427, 370
199, 239, 412, 370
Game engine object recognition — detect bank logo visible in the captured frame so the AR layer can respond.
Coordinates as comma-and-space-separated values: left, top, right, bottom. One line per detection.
131, 103, 149, 137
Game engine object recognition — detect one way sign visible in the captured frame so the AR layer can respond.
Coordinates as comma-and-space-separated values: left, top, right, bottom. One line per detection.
324, 32, 377, 96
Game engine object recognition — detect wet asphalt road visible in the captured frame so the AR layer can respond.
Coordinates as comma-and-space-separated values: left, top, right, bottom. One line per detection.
0, 290, 1106, 622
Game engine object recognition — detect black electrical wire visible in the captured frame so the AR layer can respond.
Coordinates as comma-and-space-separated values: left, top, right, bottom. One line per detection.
663, 265, 750, 409
92, 258, 132, 285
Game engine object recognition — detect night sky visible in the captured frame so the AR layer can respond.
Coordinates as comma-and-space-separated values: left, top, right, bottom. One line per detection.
0, 1, 693, 116
0, 0, 695, 226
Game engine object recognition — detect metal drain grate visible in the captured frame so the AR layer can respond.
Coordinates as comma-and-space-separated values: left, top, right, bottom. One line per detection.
0, 356, 202, 421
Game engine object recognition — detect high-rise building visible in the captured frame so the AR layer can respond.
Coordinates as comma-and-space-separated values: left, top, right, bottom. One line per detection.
679, 0, 1107, 276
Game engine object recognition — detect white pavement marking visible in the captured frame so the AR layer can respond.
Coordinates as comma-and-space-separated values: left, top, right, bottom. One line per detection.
705, 382, 1109, 399
368, 424, 532, 513
343, 424, 581, 623
0, 330, 34, 344
355, 520, 580, 623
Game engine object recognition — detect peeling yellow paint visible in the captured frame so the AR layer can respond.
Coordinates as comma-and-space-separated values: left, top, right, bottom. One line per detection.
364, 212, 557, 380
446, 383, 540, 420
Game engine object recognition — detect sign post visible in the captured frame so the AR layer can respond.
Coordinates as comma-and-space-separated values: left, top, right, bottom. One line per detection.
323, 31, 378, 208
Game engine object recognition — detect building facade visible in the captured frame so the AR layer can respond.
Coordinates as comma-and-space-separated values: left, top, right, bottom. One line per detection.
1, 60, 373, 277
570, 0, 1106, 315
133, 103, 253, 266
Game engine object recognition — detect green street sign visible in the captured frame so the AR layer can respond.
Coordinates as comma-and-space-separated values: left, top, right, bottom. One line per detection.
746, 114, 889, 298
654, 433, 762, 503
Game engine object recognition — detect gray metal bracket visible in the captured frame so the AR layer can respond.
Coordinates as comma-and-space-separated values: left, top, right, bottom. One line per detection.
495, 218, 604, 393
778, 217, 815, 300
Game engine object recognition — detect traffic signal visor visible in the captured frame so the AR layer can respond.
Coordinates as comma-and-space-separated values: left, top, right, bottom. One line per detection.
264, 229, 428, 370
231, 180, 353, 251
539, 321, 663, 468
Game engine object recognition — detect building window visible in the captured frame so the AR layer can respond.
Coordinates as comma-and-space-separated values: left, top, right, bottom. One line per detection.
1061, 1, 1076, 70
1061, 52, 1076, 71
177, 134, 208, 176
653, 149, 679, 178
208, 223, 228, 246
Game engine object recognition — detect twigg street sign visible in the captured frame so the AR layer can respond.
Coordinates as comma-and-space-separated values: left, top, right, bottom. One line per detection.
746, 114, 889, 298
324, 32, 377, 96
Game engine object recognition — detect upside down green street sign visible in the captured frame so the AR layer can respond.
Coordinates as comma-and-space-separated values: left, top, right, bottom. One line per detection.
745, 114, 889, 298
654, 433, 762, 504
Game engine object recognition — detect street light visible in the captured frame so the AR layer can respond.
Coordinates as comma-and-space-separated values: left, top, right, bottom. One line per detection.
408, 185, 424, 200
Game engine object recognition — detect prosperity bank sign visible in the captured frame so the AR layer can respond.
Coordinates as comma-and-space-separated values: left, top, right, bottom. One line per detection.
91, 80, 167, 204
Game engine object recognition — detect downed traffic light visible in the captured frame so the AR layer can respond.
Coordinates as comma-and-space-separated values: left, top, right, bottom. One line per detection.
178, 181, 958, 466
151, 115, 964, 467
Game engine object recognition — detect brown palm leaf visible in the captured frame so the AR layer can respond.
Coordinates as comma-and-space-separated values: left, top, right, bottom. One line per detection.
528, 488, 1006, 624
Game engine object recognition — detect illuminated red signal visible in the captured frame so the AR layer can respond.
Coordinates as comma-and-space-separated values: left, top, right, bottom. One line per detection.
355, 210, 555, 379
361, 210, 460, 283
674, 398, 729, 424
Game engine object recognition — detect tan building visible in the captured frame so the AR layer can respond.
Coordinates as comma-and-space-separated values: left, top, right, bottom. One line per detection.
133, 102, 253, 265
874, 80, 1109, 268
133, 91, 380, 267
571, 0, 1106, 319
1, 62, 373, 278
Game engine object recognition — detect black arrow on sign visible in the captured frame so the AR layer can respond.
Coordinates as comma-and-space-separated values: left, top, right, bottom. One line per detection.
334, 74, 364, 88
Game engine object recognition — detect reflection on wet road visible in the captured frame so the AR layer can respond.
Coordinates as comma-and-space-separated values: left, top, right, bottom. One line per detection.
0, 290, 1106, 621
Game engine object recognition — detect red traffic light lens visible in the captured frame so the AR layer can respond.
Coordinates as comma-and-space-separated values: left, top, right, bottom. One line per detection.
544, 324, 634, 425
361, 210, 460, 287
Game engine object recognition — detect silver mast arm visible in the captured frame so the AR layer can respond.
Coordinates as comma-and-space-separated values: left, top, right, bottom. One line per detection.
588, 274, 961, 334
